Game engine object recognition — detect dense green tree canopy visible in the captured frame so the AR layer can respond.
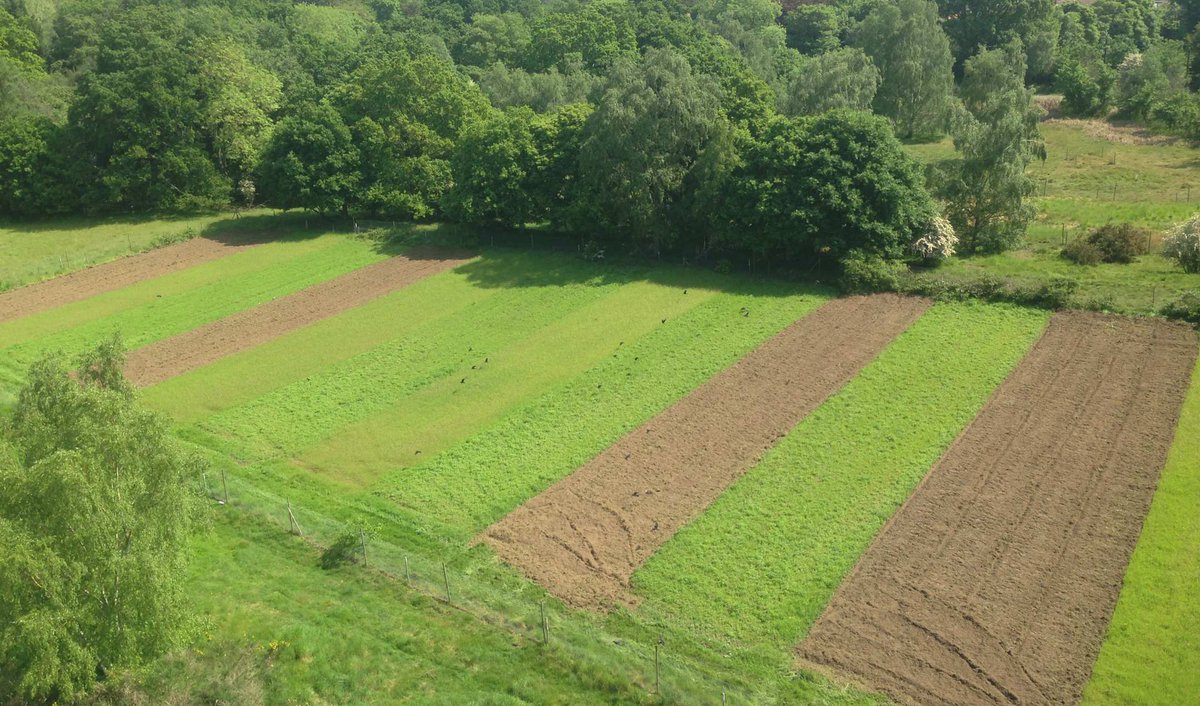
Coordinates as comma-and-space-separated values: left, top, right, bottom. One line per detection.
717, 110, 936, 265
854, 0, 955, 139
0, 340, 204, 703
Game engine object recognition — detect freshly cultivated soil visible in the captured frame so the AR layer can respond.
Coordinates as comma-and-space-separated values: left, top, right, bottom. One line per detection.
797, 312, 1198, 706
125, 247, 473, 386
0, 237, 261, 323
482, 294, 931, 609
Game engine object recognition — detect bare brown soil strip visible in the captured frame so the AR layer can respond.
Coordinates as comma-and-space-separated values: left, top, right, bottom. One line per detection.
482, 294, 931, 610
124, 247, 473, 386
0, 237, 262, 323
797, 312, 1198, 706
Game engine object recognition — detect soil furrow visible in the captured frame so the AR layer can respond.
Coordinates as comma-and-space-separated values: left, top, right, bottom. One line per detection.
0, 236, 263, 323
481, 294, 931, 609
797, 312, 1198, 706
124, 247, 473, 386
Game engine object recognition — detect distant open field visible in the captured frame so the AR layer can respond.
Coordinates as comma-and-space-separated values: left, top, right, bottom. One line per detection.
1, 212, 1197, 705
906, 120, 1200, 313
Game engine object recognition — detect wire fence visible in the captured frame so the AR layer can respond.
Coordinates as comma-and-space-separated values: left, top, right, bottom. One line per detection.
201, 468, 753, 705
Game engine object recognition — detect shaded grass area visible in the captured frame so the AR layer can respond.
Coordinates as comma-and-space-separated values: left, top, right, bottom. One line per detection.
634, 302, 1049, 648
0, 235, 386, 402
0, 211, 270, 291
905, 122, 1200, 314
1082, 356, 1200, 706
297, 274, 719, 487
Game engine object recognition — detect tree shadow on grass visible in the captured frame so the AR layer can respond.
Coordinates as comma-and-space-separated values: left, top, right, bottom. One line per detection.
199, 213, 833, 298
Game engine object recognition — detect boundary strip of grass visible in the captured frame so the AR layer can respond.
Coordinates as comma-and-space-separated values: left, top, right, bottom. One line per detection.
633, 302, 1049, 649
1081, 353, 1200, 706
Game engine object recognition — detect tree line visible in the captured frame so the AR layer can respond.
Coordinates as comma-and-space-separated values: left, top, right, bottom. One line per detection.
0, 0, 1182, 271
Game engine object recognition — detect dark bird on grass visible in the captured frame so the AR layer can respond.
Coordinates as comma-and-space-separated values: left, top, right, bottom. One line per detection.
461, 377, 466, 384
415, 450, 422, 455
485, 357, 489, 363
661, 318, 667, 324
472, 365, 477, 369
684, 289, 688, 294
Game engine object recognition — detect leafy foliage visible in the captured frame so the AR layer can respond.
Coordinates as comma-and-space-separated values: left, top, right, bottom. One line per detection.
1164, 214, 1200, 273
717, 110, 936, 265
853, 0, 955, 139
0, 338, 203, 702
941, 43, 1044, 254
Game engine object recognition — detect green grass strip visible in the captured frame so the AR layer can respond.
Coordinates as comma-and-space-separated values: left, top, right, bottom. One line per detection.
299, 275, 719, 486
634, 301, 1049, 648
1081, 355, 1200, 706
201, 253, 638, 461
0, 236, 384, 397
0, 235, 336, 350
373, 282, 829, 539
141, 258, 493, 424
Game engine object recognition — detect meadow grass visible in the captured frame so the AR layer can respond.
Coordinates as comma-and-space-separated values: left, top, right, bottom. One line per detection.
168, 512, 662, 705
371, 281, 829, 539
201, 252, 640, 462
140, 258, 490, 423
633, 302, 1049, 648
0, 233, 337, 351
0, 235, 385, 400
0, 211, 267, 291
297, 274, 720, 487
905, 121, 1200, 313
1081, 355, 1200, 706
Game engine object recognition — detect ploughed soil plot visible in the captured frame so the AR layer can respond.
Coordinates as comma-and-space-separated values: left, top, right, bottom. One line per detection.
0, 236, 261, 323
125, 247, 472, 386
482, 293, 930, 609
797, 312, 1198, 706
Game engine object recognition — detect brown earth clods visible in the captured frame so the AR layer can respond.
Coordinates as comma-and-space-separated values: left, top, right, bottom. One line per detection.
0, 237, 262, 324
797, 312, 1198, 706
124, 247, 473, 386
482, 294, 931, 610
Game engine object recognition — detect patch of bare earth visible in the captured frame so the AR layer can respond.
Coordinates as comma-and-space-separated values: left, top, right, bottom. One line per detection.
482, 294, 931, 610
797, 312, 1198, 706
124, 247, 473, 386
0, 237, 262, 323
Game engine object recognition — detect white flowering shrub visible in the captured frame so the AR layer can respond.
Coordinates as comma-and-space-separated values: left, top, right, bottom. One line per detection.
1164, 215, 1200, 273
911, 216, 958, 260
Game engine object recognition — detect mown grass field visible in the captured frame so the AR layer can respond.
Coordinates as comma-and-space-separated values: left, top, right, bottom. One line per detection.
906, 120, 1200, 313
1, 209, 1197, 705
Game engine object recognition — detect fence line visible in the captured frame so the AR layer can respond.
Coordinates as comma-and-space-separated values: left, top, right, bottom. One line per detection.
205, 472, 753, 704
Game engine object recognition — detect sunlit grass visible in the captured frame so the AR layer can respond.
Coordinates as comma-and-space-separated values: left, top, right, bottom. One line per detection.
634, 302, 1049, 648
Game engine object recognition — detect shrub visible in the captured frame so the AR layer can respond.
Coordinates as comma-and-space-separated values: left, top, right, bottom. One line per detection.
1023, 277, 1079, 310
1164, 215, 1200, 273
1062, 238, 1103, 266
910, 216, 958, 261
319, 528, 364, 569
839, 251, 906, 294
1161, 291, 1200, 324
1088, 223, 1150, 263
